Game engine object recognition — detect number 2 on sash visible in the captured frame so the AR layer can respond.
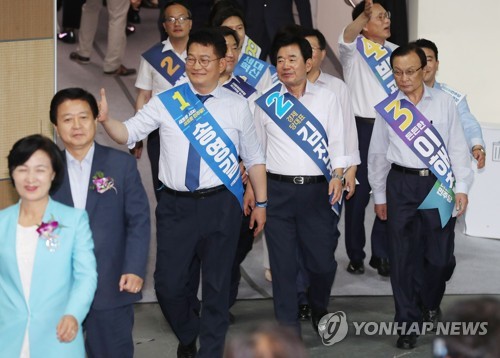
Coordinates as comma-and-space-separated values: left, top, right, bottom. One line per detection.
161, 56, 180, 76
172, 91, 190, 110
266, 92, 293, 119
384, 100, 413, 131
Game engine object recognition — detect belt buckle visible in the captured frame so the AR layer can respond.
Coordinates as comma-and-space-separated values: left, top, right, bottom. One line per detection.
419, 169, 429, 176
293, 176, 305, 184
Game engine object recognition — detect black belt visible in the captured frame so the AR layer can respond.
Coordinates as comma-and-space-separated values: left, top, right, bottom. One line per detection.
391, 163, 433, 177
267, 172, 326, 184
161, 184, 227, 198
355, 116, 375, 124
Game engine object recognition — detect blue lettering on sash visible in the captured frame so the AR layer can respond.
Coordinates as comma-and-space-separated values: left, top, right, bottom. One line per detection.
142, 43, 185, 86
233, 54, 269, 88
158, 83, 244, 208
356, 36, 397, 95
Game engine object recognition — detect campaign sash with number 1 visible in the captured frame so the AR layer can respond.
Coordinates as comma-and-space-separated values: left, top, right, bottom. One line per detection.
255, 83, 342, 215
375, 91, 456, 227
142, 43, 185, 86
356, 36, 397, 95
158, 83, 244, 208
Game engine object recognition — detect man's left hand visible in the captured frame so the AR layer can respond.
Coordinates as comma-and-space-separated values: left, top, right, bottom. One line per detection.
328, 177, 343, 204
472, 147, 486, 169
344, 166, 357, 200
455, 193, 468, 217
119, 273, 144, 293
249, 207, 266, 237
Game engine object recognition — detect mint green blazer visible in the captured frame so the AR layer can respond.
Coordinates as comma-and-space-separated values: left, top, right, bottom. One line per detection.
0, 198, 97, 358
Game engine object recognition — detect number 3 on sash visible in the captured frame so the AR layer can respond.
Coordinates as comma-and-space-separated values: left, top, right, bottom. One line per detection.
172, 91, 190, 110
384, 99, 414, 131
161, 56, 180, 76
265, 92, 293, 120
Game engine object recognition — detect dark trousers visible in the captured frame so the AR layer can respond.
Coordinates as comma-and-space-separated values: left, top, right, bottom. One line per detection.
147, 129, 161, 201
345, 117, 389, 263
84, 305, 134, 358
60, 0, 85, 29
386, 169, 456, 327
265, 179, 339, 334
154, 189, 241, 358
229, 214, 254, 308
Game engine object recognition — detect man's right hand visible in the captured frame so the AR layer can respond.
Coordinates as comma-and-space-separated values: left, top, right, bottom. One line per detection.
375, 203, 387, 221
97, 88, 109, 123
364, 0, 373, 19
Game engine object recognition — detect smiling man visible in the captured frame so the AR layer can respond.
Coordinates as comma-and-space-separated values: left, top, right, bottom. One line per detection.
367, 44, 473, 349
97, 28, 267, 358
254, 33, 349, 337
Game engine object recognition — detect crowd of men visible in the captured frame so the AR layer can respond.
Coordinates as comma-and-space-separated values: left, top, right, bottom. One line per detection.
60, 0, 485, 356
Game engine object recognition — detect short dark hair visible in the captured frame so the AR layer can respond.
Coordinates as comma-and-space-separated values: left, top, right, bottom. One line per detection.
50, 88, 98, 125
209, 0, 246, 28
352, 0, 387, 20
219, 26, 240, 48
414, 38, 439, 60
390, 43, 427, 69
270, 32, 312, 67
299, 27, 327, 50
8, 134, 65, 193
162, 0, 192, 21
187, 28, 227, 59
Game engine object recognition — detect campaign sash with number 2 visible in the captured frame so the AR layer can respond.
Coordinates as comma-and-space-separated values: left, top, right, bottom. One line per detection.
142, 43, 185, 86
356, 36, 397, 95
255, 83, 342, 215
158, 83, 244, 208
375, 91, 456, 227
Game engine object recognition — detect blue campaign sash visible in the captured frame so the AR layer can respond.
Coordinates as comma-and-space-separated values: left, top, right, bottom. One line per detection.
233, 54, 269, 88
268, 65, 279, 84
142, 43, 185, 86
375, 92, 456, 227
223, 76, 257, 99
158, 83, 244, 208
255, 83, 342, 215
242, 35, 262, 59
356, 36, 397, 95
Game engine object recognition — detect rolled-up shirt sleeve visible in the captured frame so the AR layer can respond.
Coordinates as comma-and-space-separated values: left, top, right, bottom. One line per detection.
124, 96, 163, 146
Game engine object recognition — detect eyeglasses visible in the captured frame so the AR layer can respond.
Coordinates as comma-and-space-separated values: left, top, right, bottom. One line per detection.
393, 67, 422, 77
185, 56, 220, 67
372, 11, 391, 21
164, 16, 191, 24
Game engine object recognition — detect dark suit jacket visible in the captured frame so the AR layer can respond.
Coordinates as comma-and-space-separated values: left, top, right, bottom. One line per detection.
235, 0, 313, 59
53, 142, 150, 310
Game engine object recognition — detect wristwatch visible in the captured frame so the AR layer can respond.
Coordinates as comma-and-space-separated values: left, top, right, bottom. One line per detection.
472, 146, 485, 154
332, 172, 346, 187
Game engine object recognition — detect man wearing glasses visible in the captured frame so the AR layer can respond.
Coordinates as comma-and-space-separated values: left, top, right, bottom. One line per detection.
368, 44, 473, 349
97, 28, 267, 358
338, 0, 396, 278
133, 0, 192, 198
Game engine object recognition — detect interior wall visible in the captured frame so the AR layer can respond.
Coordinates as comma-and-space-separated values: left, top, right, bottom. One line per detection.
0, 0, 55, 209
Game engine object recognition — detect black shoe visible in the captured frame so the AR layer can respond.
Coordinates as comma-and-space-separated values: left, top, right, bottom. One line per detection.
57, 30, 76, 44
298, 304, 311, 321
422, 307, 442, 331
369, 256, 390, 277
104, 65, 136, 76
177, 339, 197, 358
69, 51, 90, 65
346, 261, 364, 274
311, 310, 328, 334
126, 23, 136, 36
396, 335, 417, 349
229, 311, 235, 325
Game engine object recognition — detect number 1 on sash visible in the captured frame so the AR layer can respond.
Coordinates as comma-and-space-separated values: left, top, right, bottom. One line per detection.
172, 91, 190, 110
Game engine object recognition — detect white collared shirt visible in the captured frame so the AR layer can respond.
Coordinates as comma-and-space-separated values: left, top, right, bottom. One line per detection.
124, 83, 265, 191
368, 85, 474, 204
135, 38, 187, 95
66, 144, 95, 209
315, 71, 361, 167
254, 80, 350, 175
338, 30, 398, 118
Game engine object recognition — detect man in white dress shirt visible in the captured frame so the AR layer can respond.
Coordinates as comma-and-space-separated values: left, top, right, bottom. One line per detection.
368, 44, 473, 349
254, 32, 348, 336
97, 28, 267, 358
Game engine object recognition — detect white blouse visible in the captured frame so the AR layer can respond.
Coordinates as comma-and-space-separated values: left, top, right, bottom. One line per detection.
16, 224, 39, 358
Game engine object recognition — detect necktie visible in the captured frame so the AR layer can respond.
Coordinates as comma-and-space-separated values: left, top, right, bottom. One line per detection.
185, 94, 212, 192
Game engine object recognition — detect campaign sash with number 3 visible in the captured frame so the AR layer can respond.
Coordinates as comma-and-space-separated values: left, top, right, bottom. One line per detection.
142, 43, 185, 86
375, 91, 456, 227
356, 36, 397, 95
158, 83, 244, 208
255, 83, 342, 215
